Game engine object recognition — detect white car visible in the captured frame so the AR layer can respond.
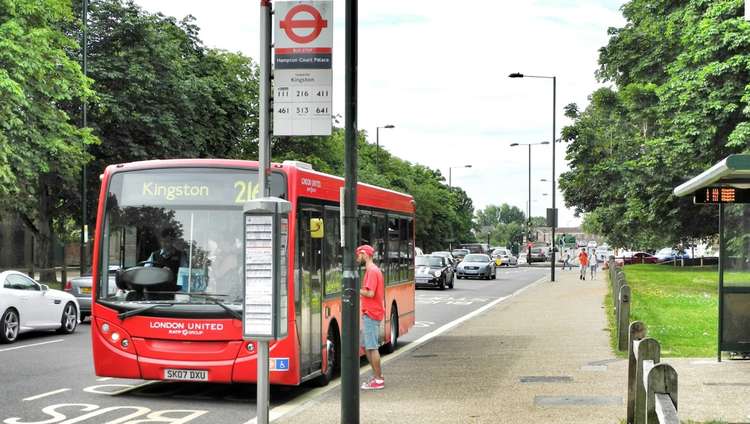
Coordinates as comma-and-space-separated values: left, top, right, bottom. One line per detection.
0, 271, 80, 343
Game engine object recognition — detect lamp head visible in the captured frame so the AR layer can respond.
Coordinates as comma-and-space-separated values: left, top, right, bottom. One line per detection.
465, 165, 472, 168
384, 124, 395, 129
508, 72, 524, 78
510, 143, 520, 147
540, 141, 550, 145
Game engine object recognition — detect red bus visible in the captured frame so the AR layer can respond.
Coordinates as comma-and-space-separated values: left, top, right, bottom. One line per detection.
90, 159, 415, 386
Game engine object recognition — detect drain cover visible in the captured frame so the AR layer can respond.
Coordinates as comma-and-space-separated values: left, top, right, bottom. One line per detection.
704, 382, 750, 387
534, 396, 622, 406
520, 376, 573, 383
412, 354, 438, 358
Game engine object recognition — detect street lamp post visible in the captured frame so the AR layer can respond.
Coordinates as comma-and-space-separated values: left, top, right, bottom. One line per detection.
509, 72, 557, 282
510, 141, 549, 259
448, 164, 472, 187
376, 124, 394, 169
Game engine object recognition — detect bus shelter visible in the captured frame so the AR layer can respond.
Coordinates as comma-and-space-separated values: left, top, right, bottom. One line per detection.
674, 154, 750, 361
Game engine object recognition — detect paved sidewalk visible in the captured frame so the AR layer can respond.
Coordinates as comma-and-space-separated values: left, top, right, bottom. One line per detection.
275, 268, 750, 424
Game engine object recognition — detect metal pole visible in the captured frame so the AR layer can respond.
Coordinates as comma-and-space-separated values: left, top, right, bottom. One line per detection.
718, 203, 724, 362
259, 0, 272, 198
80, 0, 88, 274
257, 2, 272, 423
551, 76, 556, 282
376, 126, 379, 170
342, 0, 360, 422
448, 167, 452, 187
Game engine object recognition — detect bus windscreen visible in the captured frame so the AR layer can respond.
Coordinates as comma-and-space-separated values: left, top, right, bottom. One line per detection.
99, 168, 285, 307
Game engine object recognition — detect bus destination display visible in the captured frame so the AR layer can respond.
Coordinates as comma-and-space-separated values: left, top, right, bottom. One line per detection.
693, 187, 750, 204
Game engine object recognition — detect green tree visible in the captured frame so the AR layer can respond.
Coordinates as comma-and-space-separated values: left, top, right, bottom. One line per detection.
69, 0, 260, 232
0, 0, 96, 277
560, 0, 749, 248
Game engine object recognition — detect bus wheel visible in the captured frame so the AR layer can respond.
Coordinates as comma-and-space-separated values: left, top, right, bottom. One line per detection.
315, 326, 339, 386
383, 307, 398, 354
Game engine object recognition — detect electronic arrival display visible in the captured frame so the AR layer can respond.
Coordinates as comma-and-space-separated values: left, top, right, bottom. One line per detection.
693, 187, 750, 204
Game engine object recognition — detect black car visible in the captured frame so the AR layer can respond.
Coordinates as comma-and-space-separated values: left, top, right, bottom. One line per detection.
430, 251, 456, 270
415, 255, 454, 290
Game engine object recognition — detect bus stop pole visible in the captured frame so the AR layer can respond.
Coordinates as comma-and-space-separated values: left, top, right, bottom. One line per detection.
257, 1, 272, 423
718, 203, 724, 363
342, 0, 360, 422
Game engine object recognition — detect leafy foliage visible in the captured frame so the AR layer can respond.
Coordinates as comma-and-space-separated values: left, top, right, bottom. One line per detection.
0, 0, 96, 273
560, 0, 749, 249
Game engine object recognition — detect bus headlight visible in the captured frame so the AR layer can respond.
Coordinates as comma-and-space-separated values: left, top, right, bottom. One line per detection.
101, 323, 110, 333
111, 332, 121, 342
121, 339, 129, 348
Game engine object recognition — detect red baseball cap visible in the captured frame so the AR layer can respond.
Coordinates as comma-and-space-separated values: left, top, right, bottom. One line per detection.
356, 245, 375, 257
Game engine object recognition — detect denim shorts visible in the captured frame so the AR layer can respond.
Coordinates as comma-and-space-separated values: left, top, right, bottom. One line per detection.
361, 314, 380, 350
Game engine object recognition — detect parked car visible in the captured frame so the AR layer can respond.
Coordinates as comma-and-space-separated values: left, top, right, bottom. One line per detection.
0, 270, 80, 343
456, 254, 496, 280
491, 248, 518, 267
415, 255, 454, 289
64, 266, 119, 321
528, 247, 547, 263
430, 251, 456, 269
622, 252, 659, 265
451, 248, 470, 263
654, 248, 689, 262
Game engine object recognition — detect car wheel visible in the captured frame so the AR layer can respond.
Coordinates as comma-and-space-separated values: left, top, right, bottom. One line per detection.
448, 275, 454, 289
439, 277, 446, 290
57, 302, 78, 334
0, 309, 19, 344
315, 326, 340, 386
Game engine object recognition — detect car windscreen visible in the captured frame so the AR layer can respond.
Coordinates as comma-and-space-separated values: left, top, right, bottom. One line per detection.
452, 250, 468, 255
98, 167, 286, 306
464, 254, 489, 262
416, 256, 443, 267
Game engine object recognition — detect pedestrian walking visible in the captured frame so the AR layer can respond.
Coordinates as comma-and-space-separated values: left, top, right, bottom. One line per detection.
562, 250, 571, 270
578, 248, 589, 280
356, 244, 385, 390
588, 248, 597, 279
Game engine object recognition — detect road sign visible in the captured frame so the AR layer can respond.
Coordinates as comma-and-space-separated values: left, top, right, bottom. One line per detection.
274, 1, 333, 136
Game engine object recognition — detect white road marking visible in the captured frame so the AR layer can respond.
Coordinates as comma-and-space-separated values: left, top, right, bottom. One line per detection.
82, 381, 159, 395
22, 388, 71, 401
96, 377, 113, 382
243, 274, 548, 424
0, 339, 64, 353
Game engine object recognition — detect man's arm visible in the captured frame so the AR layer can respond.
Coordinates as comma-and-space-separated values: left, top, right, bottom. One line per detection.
360, 287, 375, 298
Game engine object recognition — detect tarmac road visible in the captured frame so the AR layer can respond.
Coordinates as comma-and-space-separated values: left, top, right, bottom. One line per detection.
0, 266, 546, 424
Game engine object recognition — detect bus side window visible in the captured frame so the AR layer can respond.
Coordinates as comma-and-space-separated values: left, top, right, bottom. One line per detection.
373, 214, 387, 275
399, 218, 409, 281
388, 217, 400, 284
324, 208, 342, 296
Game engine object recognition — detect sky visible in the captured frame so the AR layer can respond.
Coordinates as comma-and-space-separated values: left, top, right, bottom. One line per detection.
134, 0, 627, 227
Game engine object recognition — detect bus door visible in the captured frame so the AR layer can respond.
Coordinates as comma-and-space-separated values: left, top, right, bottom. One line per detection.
297, 204, 323, 376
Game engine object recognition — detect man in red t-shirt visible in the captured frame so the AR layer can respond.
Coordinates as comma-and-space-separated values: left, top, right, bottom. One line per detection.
356, 244, 385, 390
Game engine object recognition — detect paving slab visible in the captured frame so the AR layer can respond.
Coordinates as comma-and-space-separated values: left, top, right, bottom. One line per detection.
274, 268, 750, 424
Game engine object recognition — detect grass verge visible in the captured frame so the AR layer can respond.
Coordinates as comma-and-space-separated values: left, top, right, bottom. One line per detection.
607, 264, 719, 357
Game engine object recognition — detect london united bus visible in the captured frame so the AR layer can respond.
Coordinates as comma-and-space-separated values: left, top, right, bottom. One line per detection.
90, 159, 416, 386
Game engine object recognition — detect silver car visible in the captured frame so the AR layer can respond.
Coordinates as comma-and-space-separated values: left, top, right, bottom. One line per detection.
491, 248, 518, 267
64, 266, 119, 321
456, 254, 496, 280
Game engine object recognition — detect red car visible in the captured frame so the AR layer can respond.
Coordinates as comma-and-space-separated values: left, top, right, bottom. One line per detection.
622, 252, 659, 265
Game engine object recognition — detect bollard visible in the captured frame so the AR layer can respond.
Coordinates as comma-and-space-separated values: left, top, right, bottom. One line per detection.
618, 285, 631, 351
645, 363, 678, 424
632, 338, 660, 424
627, 321, 647, 424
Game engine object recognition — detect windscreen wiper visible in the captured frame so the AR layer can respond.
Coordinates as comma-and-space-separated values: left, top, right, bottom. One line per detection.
153, 292, 243, 321
118, 303, 174, 321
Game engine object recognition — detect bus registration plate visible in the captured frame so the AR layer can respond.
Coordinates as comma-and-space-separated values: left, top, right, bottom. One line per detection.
164, 369, 208, 381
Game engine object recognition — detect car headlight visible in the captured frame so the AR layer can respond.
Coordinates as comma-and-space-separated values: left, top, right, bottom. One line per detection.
433, 270, 441, 277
